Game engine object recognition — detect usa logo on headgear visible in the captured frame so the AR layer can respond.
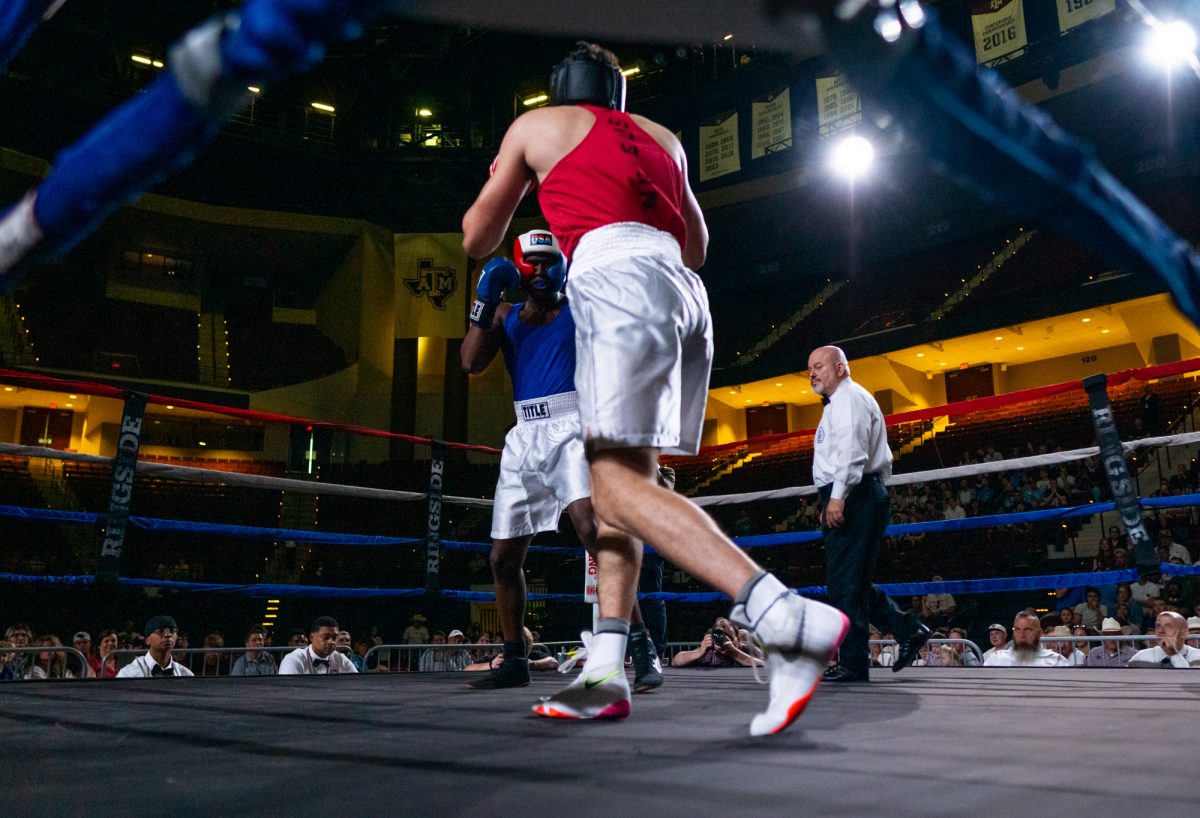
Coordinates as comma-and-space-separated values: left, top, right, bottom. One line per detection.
404, 258, 458, 309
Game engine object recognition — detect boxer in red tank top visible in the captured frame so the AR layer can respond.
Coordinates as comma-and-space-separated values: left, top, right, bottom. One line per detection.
463, 42, 846, 734
535, 104, 688, 261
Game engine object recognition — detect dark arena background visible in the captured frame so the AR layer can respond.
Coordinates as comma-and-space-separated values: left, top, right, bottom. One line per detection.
1, 2, 1199, 815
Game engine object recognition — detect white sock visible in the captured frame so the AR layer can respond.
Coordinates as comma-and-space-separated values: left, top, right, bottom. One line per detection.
732, 571, 793, 632
587, 630, 629, 673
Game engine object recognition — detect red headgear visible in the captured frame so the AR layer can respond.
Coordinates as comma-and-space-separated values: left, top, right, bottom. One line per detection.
513, 230, 565, 293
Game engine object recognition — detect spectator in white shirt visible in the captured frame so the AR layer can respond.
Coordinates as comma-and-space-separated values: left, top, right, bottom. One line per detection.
279, 617, 358, 675
1073, 587, 1108, 629
116, 616, 194, 678
943, 497, 967, 521
1128, 611, 1200, 668
983, 612, 1070, 667
981, 623, 1008, 662
1156, 531, 1191, 565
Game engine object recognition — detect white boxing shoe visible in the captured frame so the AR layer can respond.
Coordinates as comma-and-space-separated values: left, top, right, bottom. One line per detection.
532, 661, 631, 720
732, 575, 849, 736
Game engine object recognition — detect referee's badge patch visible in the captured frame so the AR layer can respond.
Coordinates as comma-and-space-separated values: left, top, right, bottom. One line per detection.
816, 427, 824, 445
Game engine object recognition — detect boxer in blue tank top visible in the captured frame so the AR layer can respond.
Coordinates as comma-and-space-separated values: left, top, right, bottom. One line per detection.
461, 229, 663, 693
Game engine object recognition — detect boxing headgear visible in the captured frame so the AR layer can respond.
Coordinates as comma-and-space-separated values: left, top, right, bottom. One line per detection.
513, 230, 565, 294
549, 50, 626, 111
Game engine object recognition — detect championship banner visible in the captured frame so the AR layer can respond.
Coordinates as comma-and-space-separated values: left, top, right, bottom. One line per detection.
394, 232, 467, 339
1083, 374, 1156, 571
815, 74, 861, 139
698, 111, 740, 182
971, 0, 1028, 65
751, 88, 793, 158
1057, 0, 1115, 33
96, 390, 147, 583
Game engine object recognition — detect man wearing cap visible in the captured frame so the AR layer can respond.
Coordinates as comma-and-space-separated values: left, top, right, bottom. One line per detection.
446, 629, 472, 671
279, 616, 357, 675
983, 612, 1070, 667
981, 624, 1008, 663
1127, 611, 1200, 668
1046, 625, 1087, 666
402, 614, 429, 672
1086, 618, 1137, 667
461, 227, 663, 694
71, 631, 94, 678
116, 616, 194, 678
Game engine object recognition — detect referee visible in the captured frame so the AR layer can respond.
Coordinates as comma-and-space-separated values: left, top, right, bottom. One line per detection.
809, 345, 929, 681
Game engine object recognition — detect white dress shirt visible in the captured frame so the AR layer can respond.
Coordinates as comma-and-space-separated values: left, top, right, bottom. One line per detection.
278, 645, 358, 675
1126, 644, 1200, 668
813, 377, 893, 501
983, 647, 1071, 667
115, 654, 195, 678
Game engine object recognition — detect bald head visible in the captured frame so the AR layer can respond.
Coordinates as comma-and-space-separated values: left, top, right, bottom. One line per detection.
808, 345, 850, 397
1155, 610, 1188, 652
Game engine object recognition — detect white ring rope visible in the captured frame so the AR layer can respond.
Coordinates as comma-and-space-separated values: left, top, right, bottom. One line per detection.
3, 430, 1197, 511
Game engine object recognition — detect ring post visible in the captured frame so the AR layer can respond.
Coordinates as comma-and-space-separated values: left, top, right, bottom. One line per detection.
95, 390, 147, 584
1082, 374, 1156, 573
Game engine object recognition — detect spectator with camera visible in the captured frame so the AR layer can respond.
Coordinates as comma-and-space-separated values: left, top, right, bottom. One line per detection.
671, 617, 763, 668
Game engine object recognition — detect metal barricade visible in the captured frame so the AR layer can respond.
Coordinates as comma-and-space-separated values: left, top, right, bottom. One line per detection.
1038, 634, 1161, 665
362, 642, 488, 673
99, 646, 359, 677
870, 637, 985, 666
0, 645, 90, 680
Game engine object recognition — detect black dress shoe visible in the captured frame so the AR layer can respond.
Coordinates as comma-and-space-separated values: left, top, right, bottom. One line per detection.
892, 625, 931, 672
823, 665, 870, 682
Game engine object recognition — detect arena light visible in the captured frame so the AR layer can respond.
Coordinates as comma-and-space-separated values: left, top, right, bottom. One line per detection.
130, 55, 152, 65
417, 108, 433, 117
310, 102, 336, 113
1142, 18, 1198, 70
828, 134, 875, 180
620, 66, 640, 77
248, 86, 261, 94
523, 93, 549, 107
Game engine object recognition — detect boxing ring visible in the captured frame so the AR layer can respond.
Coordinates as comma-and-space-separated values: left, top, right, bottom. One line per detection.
2, 1, 1200, 813
2, 668, 1196, 816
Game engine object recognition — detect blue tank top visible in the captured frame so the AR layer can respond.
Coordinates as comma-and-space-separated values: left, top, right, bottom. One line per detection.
501, 300, 576, 401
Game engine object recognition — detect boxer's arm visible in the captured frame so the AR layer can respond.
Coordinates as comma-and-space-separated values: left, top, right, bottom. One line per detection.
461, 302, 511, 374
678, 151, 708, 271
462, 117, 536, 258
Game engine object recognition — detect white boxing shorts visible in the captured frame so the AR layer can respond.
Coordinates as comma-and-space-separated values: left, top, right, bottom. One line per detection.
567, 222, 713, 456
491, 391, 591, 540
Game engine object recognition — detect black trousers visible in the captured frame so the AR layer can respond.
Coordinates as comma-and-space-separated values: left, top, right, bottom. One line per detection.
638, 551, 667, 650
819, 475, 919, 673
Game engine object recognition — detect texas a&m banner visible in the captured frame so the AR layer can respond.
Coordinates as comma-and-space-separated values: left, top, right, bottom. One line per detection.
394, 232, 468, 339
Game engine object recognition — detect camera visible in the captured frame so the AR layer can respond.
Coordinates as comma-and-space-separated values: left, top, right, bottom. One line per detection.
710, 628, 729, 646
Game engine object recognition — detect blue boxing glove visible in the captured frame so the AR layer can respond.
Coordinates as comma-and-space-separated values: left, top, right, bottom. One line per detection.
470, 257, 520, 329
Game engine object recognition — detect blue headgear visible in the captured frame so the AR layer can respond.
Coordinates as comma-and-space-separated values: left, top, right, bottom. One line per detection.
549, 49, 626, 111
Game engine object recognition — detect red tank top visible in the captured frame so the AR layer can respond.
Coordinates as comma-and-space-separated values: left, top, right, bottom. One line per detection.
538, 106, 687, 259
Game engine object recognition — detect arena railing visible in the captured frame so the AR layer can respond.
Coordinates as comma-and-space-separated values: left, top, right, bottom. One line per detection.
4, 360, 1200, 621
0, 645, 90, 679
98, 646, 359, 677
